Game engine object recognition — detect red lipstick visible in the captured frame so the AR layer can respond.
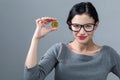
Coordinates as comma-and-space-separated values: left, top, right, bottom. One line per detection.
78, 36, 87, 40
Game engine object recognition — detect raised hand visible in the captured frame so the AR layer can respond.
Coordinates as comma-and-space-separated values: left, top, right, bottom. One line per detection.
33, 17, 58, 40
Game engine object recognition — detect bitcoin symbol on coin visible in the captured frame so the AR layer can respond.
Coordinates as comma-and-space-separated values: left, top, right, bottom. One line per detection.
51, 21, 58, 28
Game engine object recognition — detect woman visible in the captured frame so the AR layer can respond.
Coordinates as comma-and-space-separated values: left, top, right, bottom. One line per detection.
24, 2, 120, 80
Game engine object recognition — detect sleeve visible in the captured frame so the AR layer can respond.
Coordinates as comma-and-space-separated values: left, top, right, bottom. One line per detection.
24, 43, 62, 80
110, 47, 120, 78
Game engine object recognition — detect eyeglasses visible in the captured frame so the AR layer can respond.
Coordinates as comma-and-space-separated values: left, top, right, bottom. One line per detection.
69, 23, 96, 32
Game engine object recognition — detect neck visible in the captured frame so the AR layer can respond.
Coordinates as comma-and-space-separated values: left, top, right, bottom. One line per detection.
70, 39, 96, 52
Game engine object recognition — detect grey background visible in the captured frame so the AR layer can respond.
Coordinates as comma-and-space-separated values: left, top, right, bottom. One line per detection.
0, 0, 120, 80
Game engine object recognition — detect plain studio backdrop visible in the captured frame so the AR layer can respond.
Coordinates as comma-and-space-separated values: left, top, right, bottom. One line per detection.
0, 0, 120, 80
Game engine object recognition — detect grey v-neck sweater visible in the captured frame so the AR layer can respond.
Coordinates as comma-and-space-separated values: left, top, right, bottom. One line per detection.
24, 43, 120, 80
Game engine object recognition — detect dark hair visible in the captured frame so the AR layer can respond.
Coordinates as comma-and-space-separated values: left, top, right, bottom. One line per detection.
67, 2, 99, 26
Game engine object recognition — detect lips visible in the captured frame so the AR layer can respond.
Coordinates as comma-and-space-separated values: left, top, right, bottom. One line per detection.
78, 36, 87, 40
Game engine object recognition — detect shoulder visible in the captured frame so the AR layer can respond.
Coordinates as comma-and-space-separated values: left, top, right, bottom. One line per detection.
102, 45, 117, 53
47, 42, 66, 54
50, 42, 68, 59
43, 42, 66, 58
50, 42, 65, 49
102, 45, 120, 59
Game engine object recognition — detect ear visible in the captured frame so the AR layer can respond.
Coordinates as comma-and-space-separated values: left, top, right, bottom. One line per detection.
94, 21, 99, 30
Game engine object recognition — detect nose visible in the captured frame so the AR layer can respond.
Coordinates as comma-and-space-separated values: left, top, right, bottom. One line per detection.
78, 27, 86, 35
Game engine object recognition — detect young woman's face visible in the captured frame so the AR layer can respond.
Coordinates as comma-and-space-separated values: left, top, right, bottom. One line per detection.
71, 14, 98, 44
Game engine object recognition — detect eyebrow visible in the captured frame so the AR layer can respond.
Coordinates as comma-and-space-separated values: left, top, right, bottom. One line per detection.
71, 23, 95, 25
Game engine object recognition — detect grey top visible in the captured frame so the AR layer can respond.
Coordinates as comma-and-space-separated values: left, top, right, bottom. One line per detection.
24, 43, 120, 80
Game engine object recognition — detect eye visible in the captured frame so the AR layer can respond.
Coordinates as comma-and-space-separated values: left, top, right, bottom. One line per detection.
72, 24, 80, 28
84, 24, 92, 28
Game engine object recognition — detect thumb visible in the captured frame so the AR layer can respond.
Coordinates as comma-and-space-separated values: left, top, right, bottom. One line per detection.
47, 28, 58, 32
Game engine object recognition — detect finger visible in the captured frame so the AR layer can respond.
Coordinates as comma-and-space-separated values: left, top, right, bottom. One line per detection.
36, 18, 46, 25
36, 18, 41, 23
41, 17, 56, 20
35, 17, 57, 27
41, 17, 57, 22
47, 28, 58, 33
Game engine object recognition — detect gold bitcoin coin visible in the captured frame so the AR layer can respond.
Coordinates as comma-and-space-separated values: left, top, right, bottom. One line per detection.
51, 21, 58, 28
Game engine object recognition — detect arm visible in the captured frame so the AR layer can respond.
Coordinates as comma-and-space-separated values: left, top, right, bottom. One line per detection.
110, 48, 120, 78
25, 17, 57, 68
24, 17, 57, 80
111, 54, 120, 78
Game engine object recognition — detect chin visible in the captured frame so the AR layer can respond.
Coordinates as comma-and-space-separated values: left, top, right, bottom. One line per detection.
76, 38, 90, 44
78, 41, 88, 44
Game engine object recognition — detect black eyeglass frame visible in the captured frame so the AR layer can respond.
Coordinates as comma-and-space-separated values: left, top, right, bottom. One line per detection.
68, 23, 96, 32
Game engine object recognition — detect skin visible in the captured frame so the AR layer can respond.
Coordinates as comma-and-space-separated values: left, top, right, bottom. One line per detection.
67, 14, 102, 56
25, 15, 101, 69
25, 17, 57, 68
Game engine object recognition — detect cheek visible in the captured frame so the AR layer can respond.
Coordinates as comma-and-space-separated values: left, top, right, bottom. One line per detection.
72, 32, 77, 37
88, 32, 94, 38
